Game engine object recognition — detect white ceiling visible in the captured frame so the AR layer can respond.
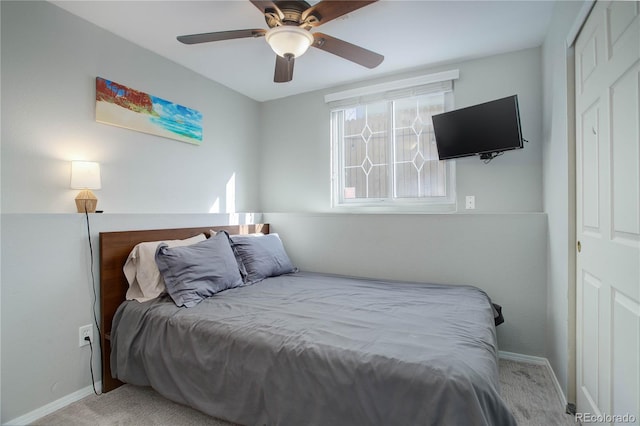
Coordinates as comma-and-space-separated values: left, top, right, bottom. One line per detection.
51, 0, 556, 102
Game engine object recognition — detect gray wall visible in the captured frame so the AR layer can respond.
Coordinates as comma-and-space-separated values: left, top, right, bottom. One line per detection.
0, 1, 262, 422
264, 212, 548, 357
258, 48, 549, 365
1, 213, 259, 422
259, 47, 543, 213
1, 1, 261, 214
541, 0, 585, 403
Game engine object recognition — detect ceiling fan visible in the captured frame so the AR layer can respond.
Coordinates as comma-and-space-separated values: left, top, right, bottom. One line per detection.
177, 0, 384, 83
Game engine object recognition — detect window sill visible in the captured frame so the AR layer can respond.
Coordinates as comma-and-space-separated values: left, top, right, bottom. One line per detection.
332, 202, 458, 214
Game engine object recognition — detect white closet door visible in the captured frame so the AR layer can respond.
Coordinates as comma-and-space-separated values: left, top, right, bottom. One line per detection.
575, 1, 639, 424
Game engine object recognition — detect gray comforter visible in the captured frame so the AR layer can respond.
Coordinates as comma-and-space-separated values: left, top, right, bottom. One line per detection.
111, 272, 516, 426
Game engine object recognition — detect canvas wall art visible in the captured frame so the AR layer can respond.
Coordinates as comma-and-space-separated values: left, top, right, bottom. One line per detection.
96, 77, 202, 145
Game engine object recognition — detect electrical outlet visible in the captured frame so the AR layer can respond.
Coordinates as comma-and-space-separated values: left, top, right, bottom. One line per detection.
465, 195, 476, 210
79, 324, 93, 347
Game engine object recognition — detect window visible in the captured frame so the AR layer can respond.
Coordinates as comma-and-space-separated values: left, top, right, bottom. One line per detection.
328, 71, 458, 210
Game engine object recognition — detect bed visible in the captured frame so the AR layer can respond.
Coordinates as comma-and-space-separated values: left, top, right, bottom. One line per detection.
100, 224, 516, 426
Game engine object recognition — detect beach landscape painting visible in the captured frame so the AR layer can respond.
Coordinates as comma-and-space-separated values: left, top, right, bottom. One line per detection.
96, 77, 202, 145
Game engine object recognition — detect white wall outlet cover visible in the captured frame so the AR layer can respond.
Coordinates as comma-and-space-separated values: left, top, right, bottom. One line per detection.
465, 196, 476, 209
79, 324, 93, 347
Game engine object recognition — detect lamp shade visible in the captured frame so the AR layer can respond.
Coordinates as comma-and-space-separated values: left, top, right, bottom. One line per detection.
265, 26, 314, 58
70, 161, 101, 189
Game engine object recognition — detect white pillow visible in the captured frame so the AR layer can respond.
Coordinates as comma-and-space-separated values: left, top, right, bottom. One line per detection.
123, 233, 206, 302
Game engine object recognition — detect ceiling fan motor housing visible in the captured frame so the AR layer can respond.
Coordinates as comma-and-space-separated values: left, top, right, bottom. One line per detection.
264, 1, 314, 27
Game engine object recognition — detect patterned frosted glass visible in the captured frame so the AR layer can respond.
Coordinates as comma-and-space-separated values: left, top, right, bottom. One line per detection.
336, 93, 448, 202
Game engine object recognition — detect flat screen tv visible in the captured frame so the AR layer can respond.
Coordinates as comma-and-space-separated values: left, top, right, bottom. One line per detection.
432, 95, 523, 161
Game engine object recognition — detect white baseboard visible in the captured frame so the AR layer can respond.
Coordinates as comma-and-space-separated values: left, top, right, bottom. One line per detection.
499, 351, 568, 409
499, 350, 548, 365
3, 381, 102, 426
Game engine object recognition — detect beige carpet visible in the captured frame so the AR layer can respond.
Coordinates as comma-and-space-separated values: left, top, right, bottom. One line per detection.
31, 359, 575, 426
498, 359, 575, 426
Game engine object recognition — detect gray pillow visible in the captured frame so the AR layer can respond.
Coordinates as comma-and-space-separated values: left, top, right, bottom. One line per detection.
229, 233, 297, 285
155, 231, 242, 307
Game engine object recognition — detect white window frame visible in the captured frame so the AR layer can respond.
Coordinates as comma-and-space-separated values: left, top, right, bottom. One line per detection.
327, 70, 459, 212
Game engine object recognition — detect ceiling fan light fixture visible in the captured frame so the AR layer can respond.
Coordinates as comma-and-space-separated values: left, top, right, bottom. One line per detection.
265, 26, 314, 58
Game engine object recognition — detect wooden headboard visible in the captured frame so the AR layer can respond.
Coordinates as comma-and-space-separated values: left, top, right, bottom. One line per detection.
99, 223, 269, 392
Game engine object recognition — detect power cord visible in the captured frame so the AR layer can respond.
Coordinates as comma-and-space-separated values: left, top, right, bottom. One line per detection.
84, 336, 100, 395
84, 209, 101, 338
84, 208, 102, 396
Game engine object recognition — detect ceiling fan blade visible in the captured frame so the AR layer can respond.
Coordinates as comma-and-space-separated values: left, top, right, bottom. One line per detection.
312, 33, 383, 69
274, 54, 294, 83
302, 1, 377, 27
177, 29, 266, 45
249, 0, 284, 19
